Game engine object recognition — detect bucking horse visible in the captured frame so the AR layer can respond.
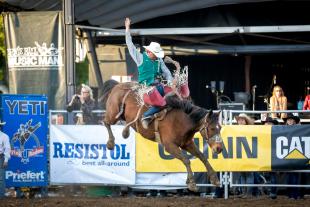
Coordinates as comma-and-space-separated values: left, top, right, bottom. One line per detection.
101, 66, 223, 192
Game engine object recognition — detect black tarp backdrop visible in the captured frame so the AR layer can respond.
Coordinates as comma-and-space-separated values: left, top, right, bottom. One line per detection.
176, 55, 245, 110
171, 53, 310, 111
93, 1, 310, 111
3, 11, 65, 110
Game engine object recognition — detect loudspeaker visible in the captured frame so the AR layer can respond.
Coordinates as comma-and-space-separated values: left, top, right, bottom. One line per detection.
219, 103, 246, 123
219, 103, 245, 111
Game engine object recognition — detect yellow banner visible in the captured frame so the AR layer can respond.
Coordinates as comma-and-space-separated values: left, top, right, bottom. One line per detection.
136, 125, 272, 172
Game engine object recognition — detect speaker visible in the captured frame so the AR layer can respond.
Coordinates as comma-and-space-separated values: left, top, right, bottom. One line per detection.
219, 103, 245, 111
219, 103, 246, 123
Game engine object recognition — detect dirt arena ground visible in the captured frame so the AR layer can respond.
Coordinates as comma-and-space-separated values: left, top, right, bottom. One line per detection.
0, 196, 309, 207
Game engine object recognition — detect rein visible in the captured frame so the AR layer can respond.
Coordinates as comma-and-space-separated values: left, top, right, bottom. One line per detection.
199, 114, 222, 143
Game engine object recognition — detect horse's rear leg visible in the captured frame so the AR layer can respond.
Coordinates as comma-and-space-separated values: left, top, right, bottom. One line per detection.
104, 122, 115, 150
103, 110, 120, 150
122, 126, 130, 139
164, 143, 198, 192
182, 141, 220, 186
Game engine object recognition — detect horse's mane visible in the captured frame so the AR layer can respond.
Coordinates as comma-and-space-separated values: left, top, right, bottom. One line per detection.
99, 79, 119, 109
166, 95, 208, 124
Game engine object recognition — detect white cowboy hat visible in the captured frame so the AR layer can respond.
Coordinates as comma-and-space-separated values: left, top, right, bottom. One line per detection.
235, 113, 254, 125
143, 42, 164, 58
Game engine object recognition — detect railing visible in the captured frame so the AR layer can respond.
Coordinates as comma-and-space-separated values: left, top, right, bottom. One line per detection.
222, 109, 310, 199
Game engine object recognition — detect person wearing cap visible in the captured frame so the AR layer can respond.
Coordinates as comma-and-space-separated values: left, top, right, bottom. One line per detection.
283, 113, 300, 125
235, 113, 256, 198
261, 117, 279, 125
283, 113, 304, 199
235, 113, 254, 125
125, 17, 174, 129
0, 120, 11, 199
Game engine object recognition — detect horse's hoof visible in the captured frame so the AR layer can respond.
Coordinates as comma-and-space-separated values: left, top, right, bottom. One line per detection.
187, 181, 199, 192
122, 128, 130, 139
209, 174, 220, 186
107, 140, 115, 150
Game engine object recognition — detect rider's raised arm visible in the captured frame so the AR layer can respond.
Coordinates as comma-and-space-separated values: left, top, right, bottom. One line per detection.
125, 17, 143, 66
159, 58, 173, 83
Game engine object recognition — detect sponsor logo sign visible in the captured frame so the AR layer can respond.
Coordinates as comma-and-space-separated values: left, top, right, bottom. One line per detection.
2, 94, 48, 187
136, 125, 272, 172
49, 125, 135, 184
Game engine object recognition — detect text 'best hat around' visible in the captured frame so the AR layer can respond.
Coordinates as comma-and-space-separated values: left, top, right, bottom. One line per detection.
143, 42, 164, 58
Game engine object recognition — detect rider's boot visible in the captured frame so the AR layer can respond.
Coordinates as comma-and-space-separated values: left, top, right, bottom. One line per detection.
141, 116, 152, 129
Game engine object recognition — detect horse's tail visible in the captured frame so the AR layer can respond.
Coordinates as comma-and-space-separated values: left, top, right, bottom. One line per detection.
166, 95, 207, 123
98, 79, 119, 109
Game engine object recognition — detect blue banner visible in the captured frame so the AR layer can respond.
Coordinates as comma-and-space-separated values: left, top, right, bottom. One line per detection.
1, 94, 48, 187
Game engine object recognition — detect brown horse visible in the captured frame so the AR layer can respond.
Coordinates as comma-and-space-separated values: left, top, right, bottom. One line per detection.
101, 79, 223, 191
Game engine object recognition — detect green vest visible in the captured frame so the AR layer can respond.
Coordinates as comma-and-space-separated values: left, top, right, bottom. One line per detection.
138, 52, 162, 86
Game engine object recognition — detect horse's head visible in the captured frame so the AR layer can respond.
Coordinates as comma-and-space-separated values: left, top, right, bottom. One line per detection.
199, 110, 223, 154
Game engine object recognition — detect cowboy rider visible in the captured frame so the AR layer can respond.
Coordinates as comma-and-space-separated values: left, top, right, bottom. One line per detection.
125, 17, 175, 129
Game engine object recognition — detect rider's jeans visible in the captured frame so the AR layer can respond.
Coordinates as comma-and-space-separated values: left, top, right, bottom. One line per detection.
143, 84, 164, 118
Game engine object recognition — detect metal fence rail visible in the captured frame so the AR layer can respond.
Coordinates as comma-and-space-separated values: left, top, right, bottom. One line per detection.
49, 110, 310, 199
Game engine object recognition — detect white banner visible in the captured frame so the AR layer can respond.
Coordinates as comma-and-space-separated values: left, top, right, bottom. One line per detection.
49, 125, 135, 185
134, 173, 187, 190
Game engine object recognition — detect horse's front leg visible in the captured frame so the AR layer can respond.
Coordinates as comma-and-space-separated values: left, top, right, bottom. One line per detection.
103, 121, 115, 150
164, 142, 198, 192
182, 140, 220, 186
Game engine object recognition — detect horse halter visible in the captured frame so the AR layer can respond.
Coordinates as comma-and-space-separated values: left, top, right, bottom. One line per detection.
199, 114, 222, 143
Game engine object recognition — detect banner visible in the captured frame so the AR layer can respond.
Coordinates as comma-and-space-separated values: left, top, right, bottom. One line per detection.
271, 125, 310, 170
3, 11, 65, 109
1, 94, 48, 187
136, 125, 309, 172
49, 125, 135, 185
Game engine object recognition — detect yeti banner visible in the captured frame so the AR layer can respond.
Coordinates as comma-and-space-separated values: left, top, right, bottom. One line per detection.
3, 11, 65, 109
1, 94, 48, 187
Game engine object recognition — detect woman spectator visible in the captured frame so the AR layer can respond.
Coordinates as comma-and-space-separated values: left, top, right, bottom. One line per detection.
67, 84, 96, 125
269, 85, 287, 119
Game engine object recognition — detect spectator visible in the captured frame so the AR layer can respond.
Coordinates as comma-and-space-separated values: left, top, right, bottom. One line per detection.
303, 94, 310, 110
67, 84, 96, 125
235, 113, 254, 125
262, 117, 279, 199
283, 113, 304, 199
0, 120, 11, 199
235, 113, 255, 198
269, 85, 287, 119
283, 113, 300, 126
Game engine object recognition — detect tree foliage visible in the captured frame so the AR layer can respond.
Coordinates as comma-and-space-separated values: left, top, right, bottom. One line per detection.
0, 15, 6, 82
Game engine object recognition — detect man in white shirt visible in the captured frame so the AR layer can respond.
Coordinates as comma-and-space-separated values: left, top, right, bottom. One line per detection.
0, 120, 11, 199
